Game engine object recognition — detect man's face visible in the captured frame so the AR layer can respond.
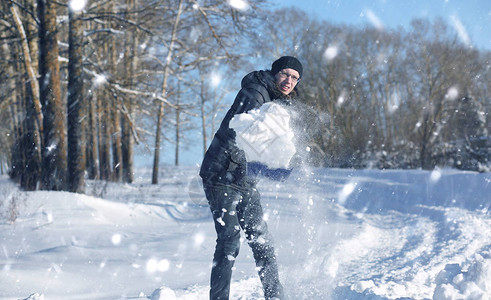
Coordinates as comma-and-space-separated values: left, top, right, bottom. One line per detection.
275, 68, 300, 96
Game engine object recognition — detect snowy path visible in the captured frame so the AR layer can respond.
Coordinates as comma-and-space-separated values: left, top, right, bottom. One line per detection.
276, 169, 491, 299
1, 167, 490, 299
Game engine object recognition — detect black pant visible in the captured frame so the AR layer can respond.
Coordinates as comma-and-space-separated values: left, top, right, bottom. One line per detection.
204, 180, 283, 300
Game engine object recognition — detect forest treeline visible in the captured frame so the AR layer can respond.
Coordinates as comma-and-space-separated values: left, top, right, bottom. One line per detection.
0, 0, 489, 193
275, 9, 491, 171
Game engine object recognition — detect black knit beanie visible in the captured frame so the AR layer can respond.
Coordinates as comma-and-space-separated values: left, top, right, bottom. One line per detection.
271, 56, 303, 78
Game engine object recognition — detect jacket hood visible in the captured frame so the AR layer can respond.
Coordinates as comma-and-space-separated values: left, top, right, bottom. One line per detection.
241, 70, 275, 90
241, 70, 296, 100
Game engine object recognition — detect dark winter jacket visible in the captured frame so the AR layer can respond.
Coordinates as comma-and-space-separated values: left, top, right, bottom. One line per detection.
200, 70, 292, 186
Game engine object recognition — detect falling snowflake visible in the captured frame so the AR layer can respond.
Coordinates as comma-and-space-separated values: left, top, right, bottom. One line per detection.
430, 169, 442, 183
228, 0, 250, 11
69, 0, 87, 12
93, 73, 107, 86
146, 258, 158, 273
46, 143, 57, 153
193, 233, 205, 247
324, 46, 338, 61
111, 234, 122, 245
337, 89, 347, 106
445, 87, 459, 100
338, 182, 356, 204
157, 259, 170, 272
210, 72, 221, 88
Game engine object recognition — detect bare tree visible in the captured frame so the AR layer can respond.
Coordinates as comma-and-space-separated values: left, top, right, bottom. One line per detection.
121, 0, 139, 183
9, 2, 42, 190
404, 19, 478, 169
151, 0, 184, 184
109, 5, 122, 182
193, 64, 232, 156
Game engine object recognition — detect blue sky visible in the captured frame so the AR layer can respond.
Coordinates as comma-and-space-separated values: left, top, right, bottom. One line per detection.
270, 0, 490, 50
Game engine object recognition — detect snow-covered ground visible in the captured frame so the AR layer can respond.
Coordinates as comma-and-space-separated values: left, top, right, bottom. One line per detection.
1, 166, 490, 299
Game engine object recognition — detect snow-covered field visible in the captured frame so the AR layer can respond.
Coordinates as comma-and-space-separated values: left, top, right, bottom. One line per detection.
1, 166, 490, 299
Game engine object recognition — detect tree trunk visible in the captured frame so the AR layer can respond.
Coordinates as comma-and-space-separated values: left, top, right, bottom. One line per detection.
10, 3, 42, 190
86, 91, 99, 179
21, 78, 42, 190
109, 25, 122, 182
85, 19, 98, 180
175, 83, 180, 166
96, 8, 112, 181
2, 23, 19, 182
1, 27, 16, 179
200, 78, 208, 156
67, 6, 86, 193
38, 0, 67, 190
152, 102, 164, 184
121, 0, 138, 183
26, 0, 43, 189
98, 91, 111, 180
111, 95, 123, 181
9, 56, 23, 183
10, 4, 43, 135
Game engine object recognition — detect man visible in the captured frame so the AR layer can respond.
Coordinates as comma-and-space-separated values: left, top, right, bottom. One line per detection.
200, 56, 303, 299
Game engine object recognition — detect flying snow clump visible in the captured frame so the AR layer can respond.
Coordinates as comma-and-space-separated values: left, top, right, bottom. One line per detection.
22, 294, 44, 300
445, 86, 459, 100
229, 102, 296, 169
150, 286, 177, 300
324, 46, 339, 61
111, 233, 122, 245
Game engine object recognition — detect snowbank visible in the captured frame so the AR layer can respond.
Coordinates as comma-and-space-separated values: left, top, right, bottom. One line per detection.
1, 167, 490, 299
434, 255, 491, 300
